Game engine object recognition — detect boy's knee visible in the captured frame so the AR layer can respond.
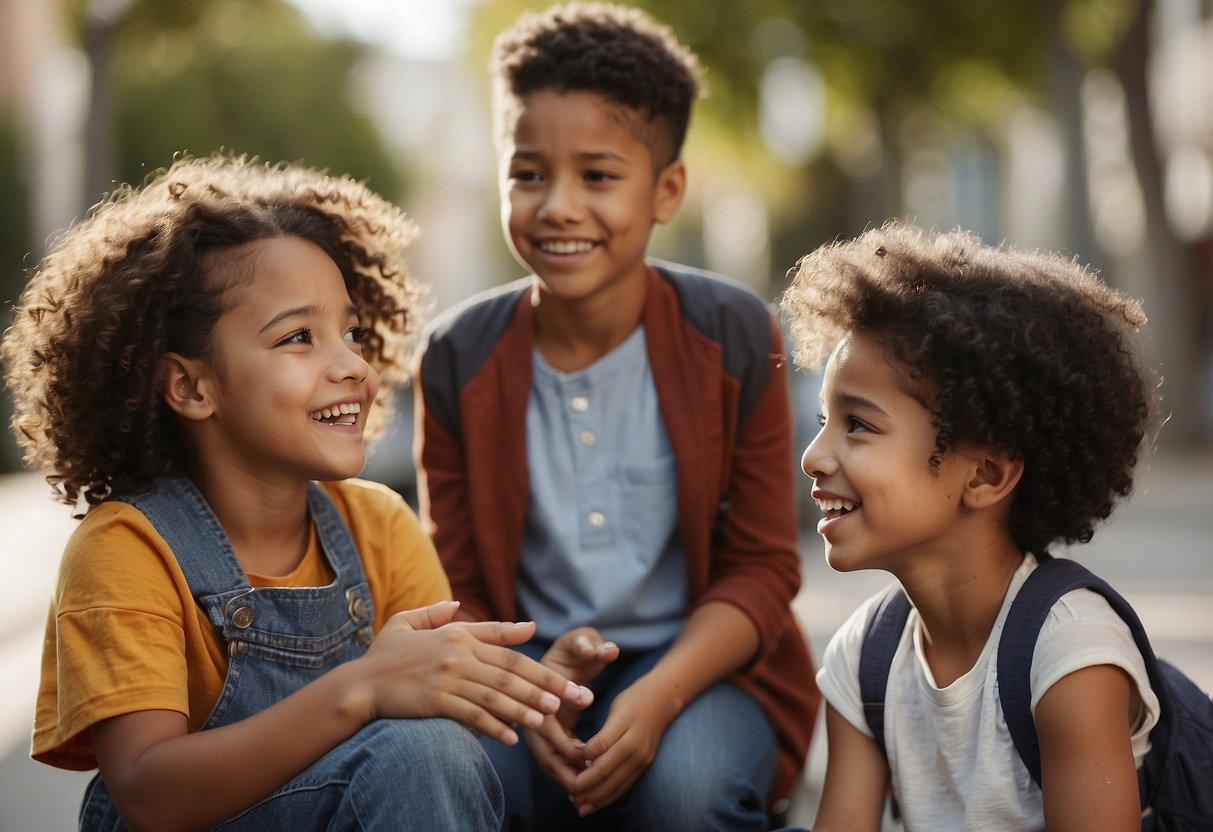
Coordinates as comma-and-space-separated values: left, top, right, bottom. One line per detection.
626, 755, 768, 832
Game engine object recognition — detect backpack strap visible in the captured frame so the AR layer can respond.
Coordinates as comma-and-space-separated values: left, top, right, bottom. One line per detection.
996, 554, 1173, 802
859, 585, 913, 757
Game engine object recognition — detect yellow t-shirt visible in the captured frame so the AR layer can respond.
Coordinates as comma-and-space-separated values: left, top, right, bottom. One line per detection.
32, 478, 452, 771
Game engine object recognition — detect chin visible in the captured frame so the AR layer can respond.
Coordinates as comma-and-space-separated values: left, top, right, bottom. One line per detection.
824, 546, 862, 574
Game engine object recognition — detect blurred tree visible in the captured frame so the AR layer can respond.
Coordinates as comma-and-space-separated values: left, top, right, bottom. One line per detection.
0, 110, 33, 472
62, 0, 403, 208
468, 0, 1208, 448
1104, 0, 1206, 447
0, 0, 409, 475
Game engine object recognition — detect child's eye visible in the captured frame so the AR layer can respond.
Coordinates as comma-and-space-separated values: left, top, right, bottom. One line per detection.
345, 326, 369, 344
277, 328, 312, 347
816, 412, 827, 427
510, 169, 543, 183
846, 416, 871, 433
584, 170, 616, 183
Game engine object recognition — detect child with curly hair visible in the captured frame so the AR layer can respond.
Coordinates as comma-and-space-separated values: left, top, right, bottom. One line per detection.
2, 153, 593, 832
782, 222, 1162, 831
413, 3, 818, 829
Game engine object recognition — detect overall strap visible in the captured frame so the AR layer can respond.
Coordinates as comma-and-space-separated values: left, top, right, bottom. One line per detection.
996, 554, 1171, 799
120, 478, 373, 628
305, 481, 372, 590
859, 585, 913, 757
119, 477, 248, 597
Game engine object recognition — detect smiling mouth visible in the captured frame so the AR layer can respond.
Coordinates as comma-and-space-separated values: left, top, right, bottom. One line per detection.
815, 497, 860, 520
537, 240, 597, 255
310, 402, 360, 426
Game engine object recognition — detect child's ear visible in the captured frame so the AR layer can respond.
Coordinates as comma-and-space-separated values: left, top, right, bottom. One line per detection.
161, 353, 214, 421
962, 447, 1024, 510
653, 159, 687, 224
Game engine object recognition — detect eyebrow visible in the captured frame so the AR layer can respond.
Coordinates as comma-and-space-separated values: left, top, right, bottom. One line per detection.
259, 303, 360, 335
838, 392, 890, 418
510, 149, 630, 164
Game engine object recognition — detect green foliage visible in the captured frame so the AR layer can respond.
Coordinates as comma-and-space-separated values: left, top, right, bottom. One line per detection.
73, 0, 404, 199
114, 36, 401, 196
0, 110, 33, 472
0, 112, 32, 310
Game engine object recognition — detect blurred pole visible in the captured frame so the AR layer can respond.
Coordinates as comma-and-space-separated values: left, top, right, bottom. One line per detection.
1049, 32, 1098, 266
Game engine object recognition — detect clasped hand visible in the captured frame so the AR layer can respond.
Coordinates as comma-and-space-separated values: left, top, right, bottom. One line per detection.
522, 628, 681, 817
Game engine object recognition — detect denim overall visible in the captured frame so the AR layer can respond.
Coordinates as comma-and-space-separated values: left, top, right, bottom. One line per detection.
78, 478, 502, 831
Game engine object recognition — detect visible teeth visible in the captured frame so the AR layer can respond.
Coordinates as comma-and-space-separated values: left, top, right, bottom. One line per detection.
310, 402, 361, 421
815, 498, 857, 512
539, 240, 594, 254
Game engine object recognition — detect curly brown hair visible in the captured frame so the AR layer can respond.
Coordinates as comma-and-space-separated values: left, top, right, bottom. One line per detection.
781, 221, 1159, 555
2, 152, 421, 509
489, 2, 703, 168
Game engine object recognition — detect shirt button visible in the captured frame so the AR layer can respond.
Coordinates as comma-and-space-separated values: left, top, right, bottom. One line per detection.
588, 511, 606, 527
571, 396, 589, 412
579, 430, 596, 446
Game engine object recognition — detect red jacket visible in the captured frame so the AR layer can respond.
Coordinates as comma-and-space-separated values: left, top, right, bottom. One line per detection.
414, 262, 820, 802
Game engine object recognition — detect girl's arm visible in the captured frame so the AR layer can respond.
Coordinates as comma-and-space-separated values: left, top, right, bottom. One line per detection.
811, 704, 889, 832
1035, 663, 1140, 832
92, 602, 590, 832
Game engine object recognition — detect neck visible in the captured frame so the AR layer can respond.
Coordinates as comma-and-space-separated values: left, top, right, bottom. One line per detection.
188, 464, 312, 577
531, 271, 647, 372
894, 534, 1024, 687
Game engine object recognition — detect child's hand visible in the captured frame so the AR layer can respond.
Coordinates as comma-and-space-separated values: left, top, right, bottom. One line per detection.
355, 601, 593, 746
567, 675, 679, 816
542, 627, 620, 689
523, 714, 587, 791
522, 629, 621, 791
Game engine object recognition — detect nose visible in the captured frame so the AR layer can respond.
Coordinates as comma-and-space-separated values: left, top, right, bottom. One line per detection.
537, 176, 581, 224
328, 339, 371, 385
801, 427, 834, 480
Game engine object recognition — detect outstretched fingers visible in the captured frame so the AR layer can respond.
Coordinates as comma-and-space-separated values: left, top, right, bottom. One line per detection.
459, 622, 596, 711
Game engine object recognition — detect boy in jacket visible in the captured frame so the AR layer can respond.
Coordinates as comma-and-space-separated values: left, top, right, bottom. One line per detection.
414, 4, 819, 829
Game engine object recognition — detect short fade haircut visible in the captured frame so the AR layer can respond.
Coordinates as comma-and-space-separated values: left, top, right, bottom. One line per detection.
781, 221, 1159, 556
489, 2, 704, 168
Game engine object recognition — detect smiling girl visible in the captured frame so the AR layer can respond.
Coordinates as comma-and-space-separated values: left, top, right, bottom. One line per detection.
2, 153, 591, 832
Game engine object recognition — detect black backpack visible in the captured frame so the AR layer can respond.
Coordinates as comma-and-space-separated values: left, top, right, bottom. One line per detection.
858, 554, 1213, 831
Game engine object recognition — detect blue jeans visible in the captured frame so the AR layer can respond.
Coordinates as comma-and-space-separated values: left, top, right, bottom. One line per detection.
484, 640, 778, 832
214, 718, 501, 830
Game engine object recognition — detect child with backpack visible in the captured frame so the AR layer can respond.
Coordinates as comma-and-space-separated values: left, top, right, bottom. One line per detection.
781, 222, 1212, 831
2, 153, 592, 831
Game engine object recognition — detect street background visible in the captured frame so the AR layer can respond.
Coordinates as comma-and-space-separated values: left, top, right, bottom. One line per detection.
2, 0, 1212, 828
2, 447, 1210, 829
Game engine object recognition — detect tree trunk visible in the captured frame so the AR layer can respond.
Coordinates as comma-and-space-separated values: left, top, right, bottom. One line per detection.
1110, 0, 1206, 448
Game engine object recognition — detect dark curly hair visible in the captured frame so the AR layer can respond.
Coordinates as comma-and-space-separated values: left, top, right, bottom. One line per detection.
2, 152, 421, 509
489, 2, 703, 168
781, 221, 1159, 555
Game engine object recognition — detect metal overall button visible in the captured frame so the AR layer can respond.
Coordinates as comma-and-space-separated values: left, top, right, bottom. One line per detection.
231, 606, 254, 629
356, 626, 374, 646
223, 588, 255, 630
345, 588, 367, 623
228, 640, 249, 657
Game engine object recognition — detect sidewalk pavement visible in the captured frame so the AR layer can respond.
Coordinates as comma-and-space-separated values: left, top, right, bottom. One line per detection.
1, 449, 1210, 829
